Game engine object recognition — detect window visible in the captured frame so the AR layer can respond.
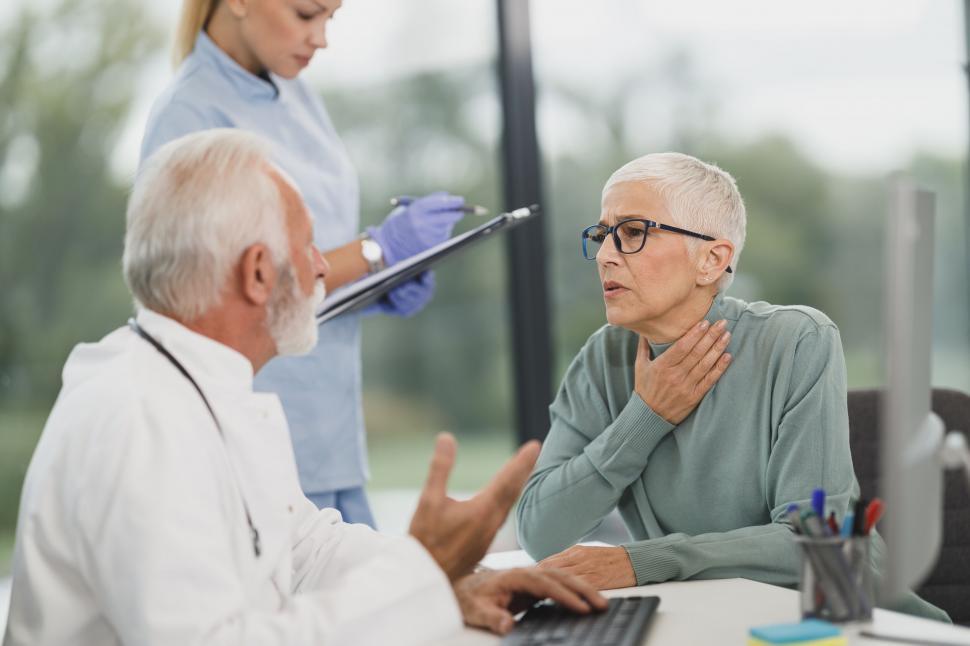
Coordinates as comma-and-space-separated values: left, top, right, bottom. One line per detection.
532, 0, 968, 391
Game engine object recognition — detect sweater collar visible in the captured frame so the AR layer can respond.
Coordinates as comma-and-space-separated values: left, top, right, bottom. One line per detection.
193, 30, 279, 101
647, 293, 725, 359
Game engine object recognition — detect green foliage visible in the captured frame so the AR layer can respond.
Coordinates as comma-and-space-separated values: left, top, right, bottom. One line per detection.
0, 0, 162, 407
0, 408, 45, 544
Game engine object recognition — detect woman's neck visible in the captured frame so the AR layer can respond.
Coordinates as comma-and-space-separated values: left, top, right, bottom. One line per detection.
205, 3, 264, 75
633, 290, 717, 344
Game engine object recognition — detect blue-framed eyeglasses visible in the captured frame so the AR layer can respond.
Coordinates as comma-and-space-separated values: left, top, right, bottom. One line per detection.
580, 218, 732, 273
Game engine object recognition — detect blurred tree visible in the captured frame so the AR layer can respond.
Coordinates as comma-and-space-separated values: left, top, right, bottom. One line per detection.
0, 0, 161, 405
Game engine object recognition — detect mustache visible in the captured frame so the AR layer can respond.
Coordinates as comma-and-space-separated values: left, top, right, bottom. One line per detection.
312, 279, 326, 312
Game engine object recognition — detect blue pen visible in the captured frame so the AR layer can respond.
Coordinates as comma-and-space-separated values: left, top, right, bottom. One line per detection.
840, 513, 855, 539
812, 488, 826, 529
390, 195, 489, 216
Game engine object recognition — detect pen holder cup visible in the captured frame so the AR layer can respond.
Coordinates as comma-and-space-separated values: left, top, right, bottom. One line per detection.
795, 535, 873, 623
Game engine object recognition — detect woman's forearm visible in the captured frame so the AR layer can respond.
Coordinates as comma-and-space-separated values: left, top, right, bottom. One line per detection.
516, 395, 673, 559
321, 239, 369, 292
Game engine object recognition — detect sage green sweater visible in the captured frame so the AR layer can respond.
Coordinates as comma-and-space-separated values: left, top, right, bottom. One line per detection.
517, 294, 948, 622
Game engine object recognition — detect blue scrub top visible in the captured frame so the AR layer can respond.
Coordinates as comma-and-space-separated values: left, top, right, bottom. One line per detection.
140, 31, 367, 493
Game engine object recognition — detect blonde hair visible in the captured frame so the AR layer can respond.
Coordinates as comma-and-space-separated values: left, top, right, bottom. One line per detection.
603, 152, 747, 291
174, 0, 218, 66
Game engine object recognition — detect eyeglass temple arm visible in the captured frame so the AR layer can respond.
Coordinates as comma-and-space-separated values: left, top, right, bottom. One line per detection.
654, 224, 734, 273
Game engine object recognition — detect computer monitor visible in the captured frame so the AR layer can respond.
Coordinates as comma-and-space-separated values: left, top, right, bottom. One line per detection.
879, 177, 946, 604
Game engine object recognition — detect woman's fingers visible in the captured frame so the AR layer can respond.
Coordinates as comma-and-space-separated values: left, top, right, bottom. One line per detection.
696, 352, 732, 395
686, 328, 731, 385
679, 319, 726, 371
660, 318, 712, 365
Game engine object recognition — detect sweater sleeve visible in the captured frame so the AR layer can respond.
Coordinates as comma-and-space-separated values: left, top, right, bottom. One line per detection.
624, 324, 857, 587
516, 335, 675, 560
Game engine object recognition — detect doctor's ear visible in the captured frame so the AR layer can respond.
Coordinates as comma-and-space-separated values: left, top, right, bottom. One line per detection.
240, 243, 275, 306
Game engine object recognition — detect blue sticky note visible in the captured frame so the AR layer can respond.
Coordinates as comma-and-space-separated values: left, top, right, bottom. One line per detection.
750, 619, 841, 643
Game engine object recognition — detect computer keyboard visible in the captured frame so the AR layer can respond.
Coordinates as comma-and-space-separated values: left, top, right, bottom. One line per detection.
501, 595, 660, 646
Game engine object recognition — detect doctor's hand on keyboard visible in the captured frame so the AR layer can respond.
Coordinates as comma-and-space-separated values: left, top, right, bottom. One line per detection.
453, 568, 608, 635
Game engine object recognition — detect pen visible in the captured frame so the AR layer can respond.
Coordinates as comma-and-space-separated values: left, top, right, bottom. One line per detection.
800, 510, 827, 539
390, 195, 489, 216
827, 511, 839, 536
812, 488, 827, 533
863, 498, 884, 535
840, 512, 855, 539
852, 499, 868, 536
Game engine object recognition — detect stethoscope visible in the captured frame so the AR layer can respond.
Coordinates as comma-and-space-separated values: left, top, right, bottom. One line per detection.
128, 318, 262, 558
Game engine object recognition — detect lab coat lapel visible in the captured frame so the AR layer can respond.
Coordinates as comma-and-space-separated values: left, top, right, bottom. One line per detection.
215, 392, 303, 594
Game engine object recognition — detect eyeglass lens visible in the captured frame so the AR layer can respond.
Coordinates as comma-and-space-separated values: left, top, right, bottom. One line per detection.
583, 221, 649, 259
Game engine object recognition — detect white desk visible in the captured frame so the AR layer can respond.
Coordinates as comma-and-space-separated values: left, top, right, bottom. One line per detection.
436, 567, 970, 645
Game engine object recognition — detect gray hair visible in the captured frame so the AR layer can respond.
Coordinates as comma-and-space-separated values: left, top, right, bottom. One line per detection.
603, 152, 746, 290
123, 129, 290, 320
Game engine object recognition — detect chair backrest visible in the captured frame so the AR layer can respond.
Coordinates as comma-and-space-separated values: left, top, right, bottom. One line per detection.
847, 388, 970, 625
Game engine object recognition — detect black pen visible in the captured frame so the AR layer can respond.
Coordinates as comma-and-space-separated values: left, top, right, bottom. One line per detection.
852, 499, 868, 536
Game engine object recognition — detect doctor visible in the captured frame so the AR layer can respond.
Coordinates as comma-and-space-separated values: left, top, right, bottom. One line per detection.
142, 0, 471, 526
3, 130, 606, 645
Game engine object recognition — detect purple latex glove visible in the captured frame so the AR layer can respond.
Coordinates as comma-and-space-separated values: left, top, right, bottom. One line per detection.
368, 192, 466, 267
364, 271, 436, 318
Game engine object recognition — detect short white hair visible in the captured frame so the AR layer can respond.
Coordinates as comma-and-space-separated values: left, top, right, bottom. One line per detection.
124, 129, 290, 320
603, 152, 746, 290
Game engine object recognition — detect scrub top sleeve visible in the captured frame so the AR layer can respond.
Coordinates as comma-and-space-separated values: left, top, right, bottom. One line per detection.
140, 100, 220, 164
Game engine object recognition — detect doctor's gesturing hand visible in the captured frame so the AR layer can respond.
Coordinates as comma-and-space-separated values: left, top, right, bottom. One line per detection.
409, 433, 608, 634
410, 433, 538, 581
634, 318, 733, 425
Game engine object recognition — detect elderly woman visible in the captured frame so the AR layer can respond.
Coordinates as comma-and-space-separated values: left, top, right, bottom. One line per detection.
516, 152, 947, 621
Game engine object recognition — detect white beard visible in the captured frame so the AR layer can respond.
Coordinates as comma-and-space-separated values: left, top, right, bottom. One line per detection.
267, 263, 326, 357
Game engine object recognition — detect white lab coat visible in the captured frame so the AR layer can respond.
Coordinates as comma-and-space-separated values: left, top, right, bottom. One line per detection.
3, 309, 462, 646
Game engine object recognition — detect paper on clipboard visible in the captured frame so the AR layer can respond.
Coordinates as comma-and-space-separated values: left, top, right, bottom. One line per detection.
315, 204, 540, 325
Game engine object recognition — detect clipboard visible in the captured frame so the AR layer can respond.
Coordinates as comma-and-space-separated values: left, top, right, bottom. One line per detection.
316, 204, 541, 325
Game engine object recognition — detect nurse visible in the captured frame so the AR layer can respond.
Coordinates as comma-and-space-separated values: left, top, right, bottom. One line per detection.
141, 0, 467, 526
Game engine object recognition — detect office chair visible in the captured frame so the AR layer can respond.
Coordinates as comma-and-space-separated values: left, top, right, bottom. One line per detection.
846, 388, 970, 625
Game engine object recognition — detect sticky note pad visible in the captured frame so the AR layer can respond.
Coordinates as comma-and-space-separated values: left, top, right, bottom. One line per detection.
749, 638, 847, 646
749, 619, 844, 644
